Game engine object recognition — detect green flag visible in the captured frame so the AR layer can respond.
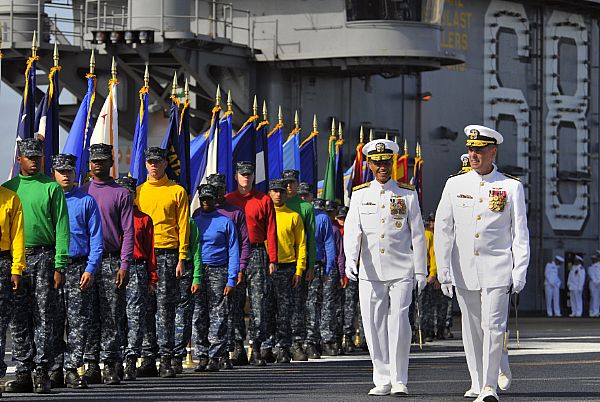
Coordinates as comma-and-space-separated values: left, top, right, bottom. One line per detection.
322, 134, 337, 201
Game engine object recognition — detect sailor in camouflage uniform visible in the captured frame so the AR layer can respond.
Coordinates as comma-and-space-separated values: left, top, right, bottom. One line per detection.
51, 154, 103, 389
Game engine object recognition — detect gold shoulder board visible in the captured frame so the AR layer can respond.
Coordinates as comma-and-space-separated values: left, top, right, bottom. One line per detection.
352, 182, 371, 192
448, 170, 468, 179
398, 182, 415, 191
501, 172, 522, 182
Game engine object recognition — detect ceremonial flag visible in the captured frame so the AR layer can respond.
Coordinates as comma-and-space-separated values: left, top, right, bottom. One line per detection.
255, 120, 269, 193
203, 104, 222, 183
190, 107, 221, 214
129, 85, 149, 184
232, 115, 258, 171
267, 123, 283, 180
334, 136, 344, 204
218, 110, 234, 192
299, 130, 318, 190
90, 77, 119, 178
160, 97, 181, 183
190, 130, 209, 193
413, 143, 423, 207
395, 153, 409, 183
283, 127, 301, 172
322, 133, 337, 201
11, 55, 38, 178
35, 64, 61, 176
343, 164, 353, 207
351, 141, 364, 189
178, 97, 192, 194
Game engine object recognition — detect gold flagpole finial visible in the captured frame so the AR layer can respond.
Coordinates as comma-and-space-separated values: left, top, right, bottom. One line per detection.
394, 135, 398, 145
253, 95, 258, 116
53, 42, 59, 67
385, 132, 389, 140
111, 56, 117, 80
338, 122, 343, 140
170, 71, 178, 97
331, 118, 336, 137
143, 63, 149, 87
278, 106, 283, 125
89, 49, 96, 75
359, 126, 364, 143
416, 142, 421, 158
313, 114, 318, 133
294, 110, 299, 129
369, 128, 373, 142
215, 84, 221, 106
262, 100, 267, 121
31, 30, 38, 57
227, 90, 232, 112
404, 139, 408, 155
184, 78, 189, 100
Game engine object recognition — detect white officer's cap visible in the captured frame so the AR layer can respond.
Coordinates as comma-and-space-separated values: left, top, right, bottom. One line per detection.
464, 125, 503, 147
362, 139, 399, 161
575, 254, 584, 262
554, 255, 565, 263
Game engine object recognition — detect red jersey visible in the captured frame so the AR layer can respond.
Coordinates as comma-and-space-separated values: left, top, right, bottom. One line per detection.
133, 207, 159, 287
225, 189, 278, 264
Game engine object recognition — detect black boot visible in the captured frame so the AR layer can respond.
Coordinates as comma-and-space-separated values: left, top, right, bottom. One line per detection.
322, 342, 339, 356
4, 372, 33, 393
342, 335, 355, 353
49, 367, 65, 388
136, 357, 158, 378
33, 369, 51, 394
220, 356, 234, 370
159, 356, 176, 378
260, 348, 276, 364
291, 342, 309, 361
102, 362, 121, 385
83, 361, 102, 385
194, 357, 209, 372
276, 347, 291, 363
231, 341, 248, 366
172, 356, 184, 374
65, 369, 88, 389
305, 343, 321, 359
205, 357, 220, 372
250, 350, 266, 367
123, 356, 137, 381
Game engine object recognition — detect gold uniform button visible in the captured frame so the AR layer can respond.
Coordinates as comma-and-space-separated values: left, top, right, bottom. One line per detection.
380, 234, 385, 239
395, 222, 402, 228
381, 205, 385, 209
477, 215, 481, 220
479, 198, 483, 203
380, 190, 385, 195
474, 251, 479, 256
475, 233, 480, 238
480, 182, 485, 187
380, 248, 385, 254
381, 219, 385, 224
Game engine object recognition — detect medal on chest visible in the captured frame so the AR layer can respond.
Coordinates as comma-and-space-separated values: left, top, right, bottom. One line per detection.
489, 189, 507, 212
389, 196, 406, 228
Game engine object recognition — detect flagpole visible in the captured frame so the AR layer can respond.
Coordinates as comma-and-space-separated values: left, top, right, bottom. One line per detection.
369, 128, 373, 142
227, 90, 232, 113
252, 95, 258, 116
171, 71, 178, 98
294, 110, 299, 130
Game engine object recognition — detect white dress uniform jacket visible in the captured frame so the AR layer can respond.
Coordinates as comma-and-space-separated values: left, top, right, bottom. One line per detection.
588, 262, 600, 316
434, 166, 530, 290
544, 262, 561, 287
344, 179, 427, 281
567, 265, 586, 291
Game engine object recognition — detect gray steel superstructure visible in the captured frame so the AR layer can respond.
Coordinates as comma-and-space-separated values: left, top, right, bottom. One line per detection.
1, 0, 599, 311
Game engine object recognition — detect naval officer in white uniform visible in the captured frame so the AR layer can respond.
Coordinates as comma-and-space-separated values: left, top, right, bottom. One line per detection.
344, 139, 427, 397
434, 125, 530, 402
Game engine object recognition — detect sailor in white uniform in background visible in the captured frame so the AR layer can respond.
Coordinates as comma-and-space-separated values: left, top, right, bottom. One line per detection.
544, 256, 564, 317
568, 255, 586, 317
588, 252, 600, 317
434, 125, 530, 402
344, 139, 427, 397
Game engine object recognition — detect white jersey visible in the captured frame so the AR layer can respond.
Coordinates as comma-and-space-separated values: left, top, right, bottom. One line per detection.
344, 179, 426, 281
434, 166, 530, 290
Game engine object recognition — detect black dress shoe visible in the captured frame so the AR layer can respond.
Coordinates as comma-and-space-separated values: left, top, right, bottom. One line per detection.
260, 348, 276, 364
205, 357, 220, 372
136, 357, 158, 377
65, 369, 88, 389
305, 343, 321, 359
5, 372, 33, 393
124, 356, 137, 381
194, 357, 209, 372
50, 367, 65, 388
33, 369, 52, 394
83, 361, 102, 385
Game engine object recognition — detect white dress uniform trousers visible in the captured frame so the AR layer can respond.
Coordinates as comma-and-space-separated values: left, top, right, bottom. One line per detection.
434, 166, 530, 394
344, 179, 427, 387
544, 262, 561, 316
588, 263, 600, 317
568, 265, 586, 317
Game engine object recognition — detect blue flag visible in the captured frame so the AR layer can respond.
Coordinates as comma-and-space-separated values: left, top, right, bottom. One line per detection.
190, 130, 209, 195
11, 56, 38, 177
299, 131, 318, 191
63, 74, 96, 184
283, 128, 301, 172
129, 86, 149, 184
232, 115, 258, 173
178, 99, 192, 194
218, 111, 234, 192
255, 121, 269, 193
35, 66, 60, 176
267, 123, 283, 180
160, 98, 181, 183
